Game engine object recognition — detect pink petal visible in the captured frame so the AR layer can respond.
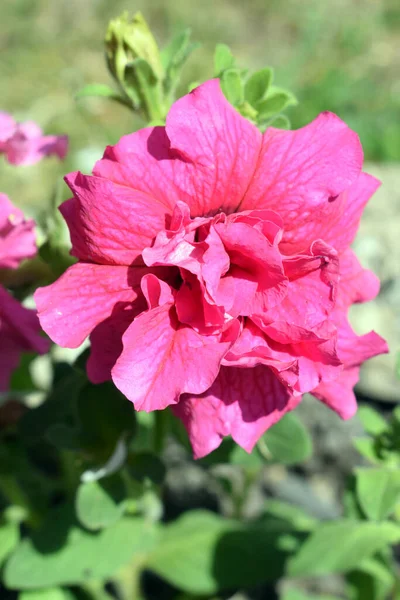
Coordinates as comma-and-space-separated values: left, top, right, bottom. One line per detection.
112, 278, 238, 411
173, 365, 300, 458
94, 80, 262, 220
261, 240, 339, 329
62, 171, 172, 266
0, 286, 49, 390
34, 263, 147, 348
142, 201, 209, 276
93, 127, 184, 211
175, 271, 225, 333
233, 319, 341, 395
0, 194, 37, 269
165, 79, 263, 216
335, 317, 388, 368
5, 124, 68, 166
87, 304, 139, 384
311, 367, 360, 420
87, 273, 174, 384
240, 112, 363, 252
16, 121, 43, 139
303, 173, 380, 253
212, 220, 288, 316
336, 248, 381, 310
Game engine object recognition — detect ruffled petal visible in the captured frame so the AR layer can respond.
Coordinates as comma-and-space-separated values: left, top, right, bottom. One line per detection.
173, 365, 300, 458
311, 367, 360, 420
112, 276, 238, 411
35, 263, 146, 348
241, 112, 363, 252
165, 79, 262, 216
62, 171, 173, 266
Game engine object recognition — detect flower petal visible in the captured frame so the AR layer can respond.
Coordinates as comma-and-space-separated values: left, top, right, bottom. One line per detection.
0, 286, 49, 390
306, 172, 380, 252
261, 240, 339, 329
165, 79, 262, 216
87, 304, 138, 384
112, 280, 238, 411
35, 263, 146, 348
173, 365, 300, 458
311, 367, 360, 420
0, 194, 36, 269
4, 120, 68, 166
241, 112, 363, 252
336, 248, 380, 310
62, 171, 173, 265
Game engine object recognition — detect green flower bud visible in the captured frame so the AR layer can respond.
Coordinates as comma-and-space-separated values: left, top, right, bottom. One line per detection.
105, 12, 164, 87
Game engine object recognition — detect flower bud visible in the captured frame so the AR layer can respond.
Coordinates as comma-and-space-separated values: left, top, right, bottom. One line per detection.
105, 11, 164, 87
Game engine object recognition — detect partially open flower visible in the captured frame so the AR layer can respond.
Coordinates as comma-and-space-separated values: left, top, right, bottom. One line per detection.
0, 112, 68, 166
35, 79, 388, 458
0, 194, 49, 391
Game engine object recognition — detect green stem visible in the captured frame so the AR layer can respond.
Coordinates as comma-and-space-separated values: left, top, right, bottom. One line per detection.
114, 559, 145, 600
60, 451, 80, 498
0, 474, 41, 528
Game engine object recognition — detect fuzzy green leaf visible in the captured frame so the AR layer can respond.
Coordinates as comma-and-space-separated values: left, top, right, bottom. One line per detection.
262, 412, 312, 465
356, 467, 400, 520
244, 67, 273, 106
288, 520, 400, 577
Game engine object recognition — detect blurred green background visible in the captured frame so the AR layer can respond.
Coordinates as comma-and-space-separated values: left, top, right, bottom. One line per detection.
0, 0, 399, 401
1, 0, 399, 208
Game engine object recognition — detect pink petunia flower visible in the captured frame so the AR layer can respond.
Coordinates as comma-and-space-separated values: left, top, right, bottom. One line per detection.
0, 112, 68, 166
0, 194, 49, 391
0, 193, 37, 269
34, 79, 388, 458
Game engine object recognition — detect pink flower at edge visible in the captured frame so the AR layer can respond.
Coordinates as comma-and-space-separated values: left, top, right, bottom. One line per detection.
0, 112, 68, 166
0, 193, 37, 269
0, 194, 49, 391
34, 79, 388, 458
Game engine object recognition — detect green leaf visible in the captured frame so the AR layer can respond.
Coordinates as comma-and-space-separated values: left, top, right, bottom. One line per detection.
264, 500, 316, 532
262, 412, 312, 465
358, 406, 388, 436
4, 504, 157, 589
214, 43, 235, 75
128, 452, 166, 485
220, 68, 244, 107
75, 475, 126, 531
162, 29, 199, 98
146, 510, 302, 594
229, 443, 263, 468
256, 87, 297, 119
287, 520, 400, 578
162, 29, 198, 71
18, 368, 85, 444
19, 588, 70, 600
353, 437, 382, 465
343, 475, 365, 520
0, 520, 19, 567
244, 67, 273, 106
356, 467, 400, 520
282, 590, 342, 600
